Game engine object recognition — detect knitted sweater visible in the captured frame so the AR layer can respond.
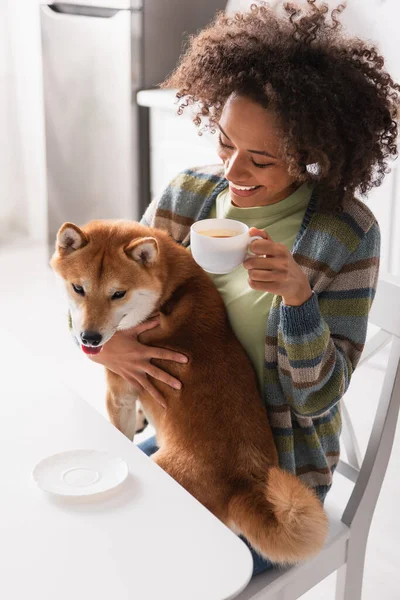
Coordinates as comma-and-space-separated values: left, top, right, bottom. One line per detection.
142, 165, 381, 501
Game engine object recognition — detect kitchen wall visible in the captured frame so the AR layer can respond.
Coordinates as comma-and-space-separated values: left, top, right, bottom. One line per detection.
0, 0, 47, 244
226, 0, 399, 79
0, 1, 26, 242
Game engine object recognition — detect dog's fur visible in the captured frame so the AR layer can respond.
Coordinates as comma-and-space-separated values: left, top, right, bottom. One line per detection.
51, 219, 328, 564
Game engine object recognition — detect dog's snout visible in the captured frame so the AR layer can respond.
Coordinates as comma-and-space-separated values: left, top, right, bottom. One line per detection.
80, 331, 102, 347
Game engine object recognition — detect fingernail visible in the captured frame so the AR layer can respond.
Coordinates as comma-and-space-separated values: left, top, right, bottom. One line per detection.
173, 382, 182, 390
180, 356, 188, 363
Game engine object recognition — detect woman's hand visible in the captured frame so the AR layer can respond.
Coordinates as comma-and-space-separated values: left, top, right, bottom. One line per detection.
88, 318, 188, 408
243, 227, 313, 306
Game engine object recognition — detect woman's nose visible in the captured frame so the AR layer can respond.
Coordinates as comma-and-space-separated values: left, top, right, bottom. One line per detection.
224, 153, 249, 182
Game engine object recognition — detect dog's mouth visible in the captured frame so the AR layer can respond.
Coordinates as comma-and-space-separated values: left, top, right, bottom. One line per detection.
81, 345, 103, 356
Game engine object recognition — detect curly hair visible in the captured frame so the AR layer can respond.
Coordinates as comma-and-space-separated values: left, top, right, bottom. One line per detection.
162, 1, 400, 213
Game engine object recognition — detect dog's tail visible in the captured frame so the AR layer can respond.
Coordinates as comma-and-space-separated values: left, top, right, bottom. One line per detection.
227, 466, 329, 565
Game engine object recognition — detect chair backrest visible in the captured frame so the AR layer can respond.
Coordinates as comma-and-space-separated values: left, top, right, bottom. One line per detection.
337, 275, 400, 530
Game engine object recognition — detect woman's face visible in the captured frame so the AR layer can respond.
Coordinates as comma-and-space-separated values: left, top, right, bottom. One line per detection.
217, 94, 299, 208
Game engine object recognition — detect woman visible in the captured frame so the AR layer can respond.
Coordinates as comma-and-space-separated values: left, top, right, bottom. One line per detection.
90, 1, 398, 576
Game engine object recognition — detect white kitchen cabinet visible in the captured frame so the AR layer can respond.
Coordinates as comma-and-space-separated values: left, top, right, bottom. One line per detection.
137, 89, 221, 200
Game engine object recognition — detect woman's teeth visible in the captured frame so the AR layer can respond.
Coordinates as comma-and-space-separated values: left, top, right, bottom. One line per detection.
229, 183, 262, 197
231, 184, 258, 190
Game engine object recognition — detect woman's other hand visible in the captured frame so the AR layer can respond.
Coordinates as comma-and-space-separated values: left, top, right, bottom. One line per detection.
244, 227, 313, 306
88, 318, 188, 408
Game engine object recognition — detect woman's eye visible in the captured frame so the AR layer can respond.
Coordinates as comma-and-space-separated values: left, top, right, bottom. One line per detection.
218, 134, 273, 169
111, 291, 126, 300
72, 284, 85, 296
251, 159, 274, 169
218, 134, 233, 150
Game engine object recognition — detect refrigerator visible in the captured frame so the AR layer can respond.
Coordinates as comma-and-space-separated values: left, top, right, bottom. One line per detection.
40, 0, 227, 254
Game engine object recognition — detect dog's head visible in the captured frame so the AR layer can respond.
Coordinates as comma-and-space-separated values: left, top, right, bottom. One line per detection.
50, 220, 166, 355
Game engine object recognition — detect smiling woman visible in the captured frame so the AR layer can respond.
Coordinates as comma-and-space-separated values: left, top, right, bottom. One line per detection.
83, 0, 396, 579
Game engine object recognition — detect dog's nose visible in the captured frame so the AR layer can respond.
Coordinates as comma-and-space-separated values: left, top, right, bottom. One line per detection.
80, 331, 102, 347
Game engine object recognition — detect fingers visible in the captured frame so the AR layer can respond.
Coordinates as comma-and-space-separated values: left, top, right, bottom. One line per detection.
248, 269, 276, 282
248, 279, 271, 291
249, 227, 271, 240
249, 238, 281, 256
145, 363, 182, 390
244, 256, 279, 270
148, 347, 188, 363
136, 375, 167, 409
127, 318, 160, 336
119, 368, 167, 409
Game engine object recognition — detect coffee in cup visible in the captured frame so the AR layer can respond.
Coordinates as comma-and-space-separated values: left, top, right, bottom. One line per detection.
197, 229, 241, 239
190, 218, 263, 274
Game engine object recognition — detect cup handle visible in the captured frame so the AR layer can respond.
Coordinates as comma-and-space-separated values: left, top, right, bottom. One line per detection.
247, 235, 265, 257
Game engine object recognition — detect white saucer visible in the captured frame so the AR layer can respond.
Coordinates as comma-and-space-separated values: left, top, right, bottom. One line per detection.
32, 449, 129, 497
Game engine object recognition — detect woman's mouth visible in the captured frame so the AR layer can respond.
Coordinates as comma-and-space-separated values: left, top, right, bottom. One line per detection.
229, 183, 262, 197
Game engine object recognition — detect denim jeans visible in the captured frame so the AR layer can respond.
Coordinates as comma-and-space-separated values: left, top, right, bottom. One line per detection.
137, 434, 275, 577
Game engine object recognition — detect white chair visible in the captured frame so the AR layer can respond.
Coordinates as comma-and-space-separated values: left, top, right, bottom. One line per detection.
234, 275, 400, 600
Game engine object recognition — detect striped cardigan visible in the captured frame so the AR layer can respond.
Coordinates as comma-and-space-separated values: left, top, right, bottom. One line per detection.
142, 165, 381, 501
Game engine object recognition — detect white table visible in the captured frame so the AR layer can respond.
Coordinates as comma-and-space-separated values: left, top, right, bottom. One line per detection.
0, 333, 253, 600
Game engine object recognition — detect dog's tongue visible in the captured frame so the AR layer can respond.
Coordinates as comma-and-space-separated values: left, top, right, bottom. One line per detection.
81, 345, 103, 356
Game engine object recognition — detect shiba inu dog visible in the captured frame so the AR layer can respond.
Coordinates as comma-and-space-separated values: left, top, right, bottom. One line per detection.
51, 219, 328, 565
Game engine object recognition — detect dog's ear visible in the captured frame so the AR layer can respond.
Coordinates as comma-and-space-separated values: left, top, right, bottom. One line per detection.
125, 237, 159, 266
56, 223, 88, 255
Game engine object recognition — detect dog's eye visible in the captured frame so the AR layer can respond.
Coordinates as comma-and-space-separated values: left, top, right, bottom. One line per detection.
111, 291, 126, 300
72, 283, 85, 296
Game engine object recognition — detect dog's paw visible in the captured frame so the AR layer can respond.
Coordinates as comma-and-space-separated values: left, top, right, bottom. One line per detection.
135, 405, 149, 434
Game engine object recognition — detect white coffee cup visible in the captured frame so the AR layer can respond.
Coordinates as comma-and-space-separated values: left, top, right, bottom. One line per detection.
190, 218, 263, 274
